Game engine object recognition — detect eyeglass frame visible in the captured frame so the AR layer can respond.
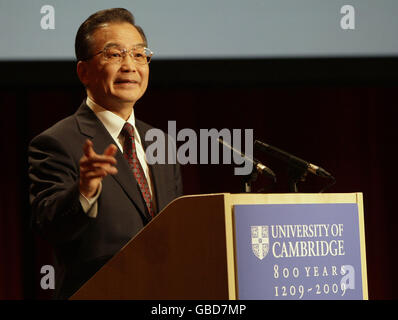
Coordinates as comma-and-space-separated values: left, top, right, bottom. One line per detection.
82, 44, 154, 65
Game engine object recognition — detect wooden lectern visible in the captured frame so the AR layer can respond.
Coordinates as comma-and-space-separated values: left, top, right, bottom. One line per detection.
70, 193, 367, 300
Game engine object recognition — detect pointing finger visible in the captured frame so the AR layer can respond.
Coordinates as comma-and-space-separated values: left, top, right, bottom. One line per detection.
83, 139, 95, 158
104, 144, 118, 157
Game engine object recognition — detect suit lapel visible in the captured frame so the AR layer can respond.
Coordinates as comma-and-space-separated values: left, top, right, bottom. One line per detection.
75, 103, 150, 220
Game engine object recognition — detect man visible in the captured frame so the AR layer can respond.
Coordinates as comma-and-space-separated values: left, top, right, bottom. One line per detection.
28, 8, 183, 299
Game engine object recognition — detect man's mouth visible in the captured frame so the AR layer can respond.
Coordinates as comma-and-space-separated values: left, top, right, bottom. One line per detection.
114, 79, 138, 84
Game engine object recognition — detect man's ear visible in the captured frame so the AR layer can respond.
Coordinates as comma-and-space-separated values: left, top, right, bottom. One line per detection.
77, 61, 89, 86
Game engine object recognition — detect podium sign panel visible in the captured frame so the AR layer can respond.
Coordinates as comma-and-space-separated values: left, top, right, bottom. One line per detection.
234, 203, 367, 300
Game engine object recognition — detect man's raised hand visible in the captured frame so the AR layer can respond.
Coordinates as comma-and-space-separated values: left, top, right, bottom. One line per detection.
79, 139, 118, 199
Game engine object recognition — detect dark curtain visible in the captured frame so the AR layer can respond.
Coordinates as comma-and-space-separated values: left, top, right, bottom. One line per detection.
1, 60, 397, 299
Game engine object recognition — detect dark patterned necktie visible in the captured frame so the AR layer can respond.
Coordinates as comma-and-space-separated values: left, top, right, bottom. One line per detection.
122, 122, 154, 218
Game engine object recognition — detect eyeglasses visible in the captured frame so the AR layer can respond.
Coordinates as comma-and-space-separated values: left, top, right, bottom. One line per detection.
85, 45, 153, 65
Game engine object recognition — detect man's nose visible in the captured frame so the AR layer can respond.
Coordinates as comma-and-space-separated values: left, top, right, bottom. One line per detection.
120, 53, 137, 72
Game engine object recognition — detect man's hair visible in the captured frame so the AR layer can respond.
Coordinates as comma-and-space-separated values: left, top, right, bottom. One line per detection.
75, 8, 147, 61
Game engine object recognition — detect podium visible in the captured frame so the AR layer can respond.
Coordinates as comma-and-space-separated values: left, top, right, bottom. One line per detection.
70, 193, 367, 300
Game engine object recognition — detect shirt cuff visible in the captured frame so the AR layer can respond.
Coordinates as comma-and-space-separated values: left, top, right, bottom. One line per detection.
79, 183, 102, 218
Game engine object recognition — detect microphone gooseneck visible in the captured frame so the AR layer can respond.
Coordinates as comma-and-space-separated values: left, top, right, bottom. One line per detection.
254, 140, 334, 179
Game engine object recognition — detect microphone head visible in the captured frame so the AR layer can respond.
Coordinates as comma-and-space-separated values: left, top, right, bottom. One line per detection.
256, 163, 277, 181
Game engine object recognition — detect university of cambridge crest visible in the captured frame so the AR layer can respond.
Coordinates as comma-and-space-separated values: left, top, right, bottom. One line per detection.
251, 226, 269, 260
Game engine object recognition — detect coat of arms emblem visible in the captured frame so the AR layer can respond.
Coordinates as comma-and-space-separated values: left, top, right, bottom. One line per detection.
251, 226, 269, 260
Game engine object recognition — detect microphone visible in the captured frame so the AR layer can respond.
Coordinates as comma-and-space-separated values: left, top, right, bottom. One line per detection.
218, 138, 276, 180
254, 140, 333, 179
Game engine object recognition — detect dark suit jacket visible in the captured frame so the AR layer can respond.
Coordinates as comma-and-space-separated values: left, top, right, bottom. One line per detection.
28, 102, 183, 299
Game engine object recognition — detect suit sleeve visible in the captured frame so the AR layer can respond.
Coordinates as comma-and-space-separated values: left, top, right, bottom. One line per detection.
28, 133, 93, 245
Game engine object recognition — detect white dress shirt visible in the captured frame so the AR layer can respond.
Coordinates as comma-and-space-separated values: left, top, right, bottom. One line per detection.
79, 96, 154, 218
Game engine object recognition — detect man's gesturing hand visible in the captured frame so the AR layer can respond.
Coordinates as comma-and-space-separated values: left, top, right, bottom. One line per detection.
79, 139, 118, 199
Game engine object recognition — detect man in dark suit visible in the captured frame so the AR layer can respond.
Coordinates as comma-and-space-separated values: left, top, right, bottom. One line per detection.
28, 8, 183, 299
